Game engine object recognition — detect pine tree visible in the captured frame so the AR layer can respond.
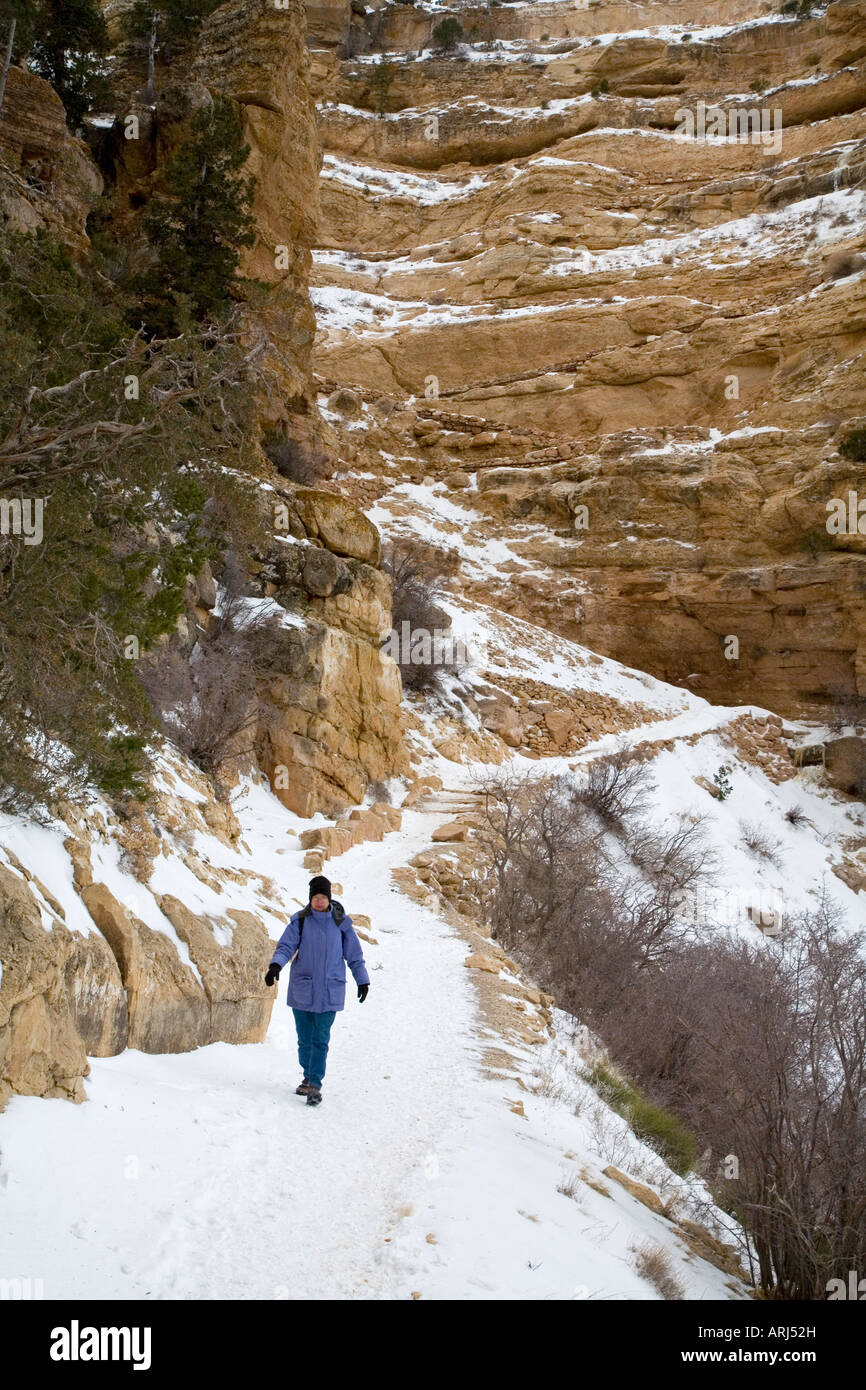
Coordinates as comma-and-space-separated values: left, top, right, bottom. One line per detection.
0, 0, 113, 128
0, 226, 266, 811
369, 57, 396, 116
137, 95, 257, 335
123, 0, 222, 49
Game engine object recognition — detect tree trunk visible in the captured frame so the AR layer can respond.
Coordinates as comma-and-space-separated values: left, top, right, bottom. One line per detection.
0, 18, 17, 121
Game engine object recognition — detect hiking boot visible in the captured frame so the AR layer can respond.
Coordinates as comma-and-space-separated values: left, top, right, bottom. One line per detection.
295, 1077, 312, 1095
306, 1086, 322, 1107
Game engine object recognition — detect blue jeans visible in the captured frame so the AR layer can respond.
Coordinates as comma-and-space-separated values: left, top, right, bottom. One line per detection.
292, 1008, 336, 1089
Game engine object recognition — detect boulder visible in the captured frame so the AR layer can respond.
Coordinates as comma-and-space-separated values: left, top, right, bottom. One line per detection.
301, 547, 352, 598
292, 488, 381, 566
402, 774, 444, 807
478, 697, 524, 748
544, 708, 577, 748
327, 387, 362, 418
432, 821, 467, 842
824, 737, 866, 797
464, 954, 501, 974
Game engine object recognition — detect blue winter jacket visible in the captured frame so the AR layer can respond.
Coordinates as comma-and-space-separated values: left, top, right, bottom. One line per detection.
270, 907, 370, 1013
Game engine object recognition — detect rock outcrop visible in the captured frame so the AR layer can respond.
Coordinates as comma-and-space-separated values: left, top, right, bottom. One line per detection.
0, 742, 295, 1111
0, 65, 102, 248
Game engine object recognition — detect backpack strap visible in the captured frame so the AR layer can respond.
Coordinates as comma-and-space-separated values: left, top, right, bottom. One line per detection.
289, 907, 308, 964
296, 902, 344, 934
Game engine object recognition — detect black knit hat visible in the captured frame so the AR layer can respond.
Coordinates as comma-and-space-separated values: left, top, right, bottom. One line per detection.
308, 875, 332, 905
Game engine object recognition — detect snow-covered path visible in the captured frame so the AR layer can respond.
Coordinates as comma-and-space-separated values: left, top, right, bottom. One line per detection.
0, 818, 482, 1300
1, 781, 754, 1301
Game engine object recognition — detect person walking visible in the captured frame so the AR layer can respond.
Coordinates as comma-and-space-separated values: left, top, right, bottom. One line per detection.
264, 875, 370, 1106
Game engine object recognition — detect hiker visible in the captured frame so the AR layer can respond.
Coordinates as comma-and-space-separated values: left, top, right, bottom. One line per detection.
264, 875, 370, 1107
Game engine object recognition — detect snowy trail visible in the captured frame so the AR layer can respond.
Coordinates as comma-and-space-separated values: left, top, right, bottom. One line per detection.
0, 785, 755, 1301
3, 683, 862, 1298
0, 818, 481, 1300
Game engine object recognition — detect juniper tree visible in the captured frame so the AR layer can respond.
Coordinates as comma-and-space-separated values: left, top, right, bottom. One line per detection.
432, 16, 464, 52
0, 0, 113, 127
0, 227, 268, 811
369, 56, 396, 116
122, 0, 222, 54
135, 94, 257, 335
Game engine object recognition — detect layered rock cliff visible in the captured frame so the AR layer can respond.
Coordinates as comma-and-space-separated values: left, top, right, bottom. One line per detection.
309, 0, 866, 716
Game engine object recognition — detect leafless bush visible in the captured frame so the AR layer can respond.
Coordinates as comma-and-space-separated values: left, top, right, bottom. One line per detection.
784, 804, 808, 827
472, 767, 710, 1013
827, 682, 866, 732
381, 538, 459, 693
557, 1167, 581, 1199
381, 537, 455, 600
473, 765, 866, 1297
626, 894, 866, 1299
739, 818, 782, 865
824, 249, 866, 281
139, 553, 285, 797
573, 745, 654, 828
631, 1242, 685, 1300
262, 430, 332, 486
629, 814, 713, 886
587, 1100, 633, 1169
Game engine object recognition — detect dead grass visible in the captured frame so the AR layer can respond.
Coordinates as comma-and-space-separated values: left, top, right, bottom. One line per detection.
631, 1240, 686, 1299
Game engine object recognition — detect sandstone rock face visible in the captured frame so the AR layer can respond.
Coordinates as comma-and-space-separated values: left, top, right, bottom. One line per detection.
102, 0, 320, 432
824, 737, 866, 796
0, 66, 102, 249
0, 866, 126, 1111
308, 0, 866, 716
158, 898, 273, 1045
257, 620, 407, 817
192, 0, 321, 425
81, 884, 209, 1054
0, 0, 416, 1109
0, 742, 313, 1108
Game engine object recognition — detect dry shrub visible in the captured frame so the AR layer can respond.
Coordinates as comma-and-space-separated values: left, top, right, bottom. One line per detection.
474, 764, 866, 1299
139, 552, 285, 797
263, 430, 332, 486
824, 249, 866, 281
573, 745, 654, 828
381, 538, 461, 693
739, 818, 782, 865
631, 1242, 685, 1300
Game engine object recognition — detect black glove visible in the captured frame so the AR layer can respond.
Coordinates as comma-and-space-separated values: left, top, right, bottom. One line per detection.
358, 983, 369, 1003
265, 964, 281, 987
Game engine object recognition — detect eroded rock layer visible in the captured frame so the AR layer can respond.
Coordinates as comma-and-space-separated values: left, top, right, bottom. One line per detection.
309, 0, 866, 716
